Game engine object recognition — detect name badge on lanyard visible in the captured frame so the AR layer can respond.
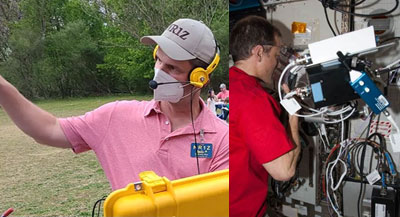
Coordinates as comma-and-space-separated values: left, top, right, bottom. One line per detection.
190, 129, 213, 158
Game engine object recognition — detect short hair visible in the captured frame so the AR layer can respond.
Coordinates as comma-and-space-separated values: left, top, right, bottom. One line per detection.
189, 58, 209, 69
230, 16, 281, 62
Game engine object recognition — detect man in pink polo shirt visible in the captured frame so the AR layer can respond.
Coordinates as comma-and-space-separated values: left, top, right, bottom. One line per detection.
216, 83, 229, 101
0, 18, 228, 190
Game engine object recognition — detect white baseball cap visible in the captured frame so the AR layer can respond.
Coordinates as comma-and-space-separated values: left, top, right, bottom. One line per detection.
140, 18, 217, 64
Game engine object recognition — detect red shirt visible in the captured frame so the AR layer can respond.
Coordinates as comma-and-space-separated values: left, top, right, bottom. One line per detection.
229, 66, 293, 217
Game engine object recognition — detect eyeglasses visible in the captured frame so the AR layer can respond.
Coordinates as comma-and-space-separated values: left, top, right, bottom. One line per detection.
262, 45, 281, 52
261, 45, 282, 60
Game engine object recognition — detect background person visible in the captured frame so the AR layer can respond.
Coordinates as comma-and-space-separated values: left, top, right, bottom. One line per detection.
207, 89, 217, 116
216, 83, 229, 101
217, 96, 229, 121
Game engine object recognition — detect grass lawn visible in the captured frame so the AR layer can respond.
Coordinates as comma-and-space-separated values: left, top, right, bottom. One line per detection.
0, 94, 152, 216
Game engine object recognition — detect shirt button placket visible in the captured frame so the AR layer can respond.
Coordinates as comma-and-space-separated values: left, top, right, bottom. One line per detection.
165, 121, 170, 141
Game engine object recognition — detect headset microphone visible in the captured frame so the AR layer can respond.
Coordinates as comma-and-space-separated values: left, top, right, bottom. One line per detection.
149, 80, 159, 89
149, 80, 194, 89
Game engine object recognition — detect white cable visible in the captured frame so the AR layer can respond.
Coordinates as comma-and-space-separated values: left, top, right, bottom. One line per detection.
330, 159, 347, 191
283, 91, 297, 99
302, 106, 328, 115
320, 123, 331, 147
326, 105, 353, 116
326, 163, 343, 217
326, 105, 352, 116
317, 127, 329, 151
341, 113, 344, 142
278, 62, 330, 118
323, 108, 356, 124
326, 143, 348, 217
326, 164, 336, 211
384, 58, 400, 69
324, 134, 330, 147
329, 140, 349, 192
278, 61, 296, 102
293, 111, 327, 118
278, 58, 354, 121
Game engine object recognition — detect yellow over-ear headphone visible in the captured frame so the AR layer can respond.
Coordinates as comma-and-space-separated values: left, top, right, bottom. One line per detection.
153, 44, 220, 88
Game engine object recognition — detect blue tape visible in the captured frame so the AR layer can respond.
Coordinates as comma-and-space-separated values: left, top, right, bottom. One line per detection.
311, 82, 324, 103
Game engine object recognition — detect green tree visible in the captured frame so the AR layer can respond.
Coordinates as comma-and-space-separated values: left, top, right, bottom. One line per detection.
1, 23, 44, 98
1, 0, 107, 98
40, 20, 103, 97
98, 0, 229, 92
97, 26, 154, 94
0, 0, 20, 62
0, 0, 228, 98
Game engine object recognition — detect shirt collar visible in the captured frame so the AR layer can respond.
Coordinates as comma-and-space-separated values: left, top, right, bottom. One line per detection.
231, 66, 282, 115
230, 66, 259, 86
143, 99, 217, 134
143, 99, 161, 117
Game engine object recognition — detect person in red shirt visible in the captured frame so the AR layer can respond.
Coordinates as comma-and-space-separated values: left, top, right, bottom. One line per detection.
229, 15, 301, 217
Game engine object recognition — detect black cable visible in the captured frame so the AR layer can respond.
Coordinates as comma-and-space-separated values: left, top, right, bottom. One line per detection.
323, 3, 337, 36
97, 198, 102, 217
255, 194, 268, 217
379, 37, 400, 45
331, 0, 399, 17
368, 132, 385, 170
354, 142, 365, 175
350, 0, 355, 31
354, 119, 388, 217
351, 137, 385, 179
190, 86, 200, 175
92, 196, 106, 217
337, 0, 366, 7
385, 70, 390, 96
357, 145, 366, 217
368, 133, 384, 150
357, 115, 373, 217
376, 65, 400, 75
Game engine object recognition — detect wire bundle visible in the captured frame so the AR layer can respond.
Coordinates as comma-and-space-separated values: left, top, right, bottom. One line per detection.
322, 136, 398, 216
278, 62, 357, 123
320, 0, 399, 17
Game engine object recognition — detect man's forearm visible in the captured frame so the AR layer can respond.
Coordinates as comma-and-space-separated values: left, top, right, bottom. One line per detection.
288, 138, 301, 172
0, 76, 70, 148
287, 119, 301, 173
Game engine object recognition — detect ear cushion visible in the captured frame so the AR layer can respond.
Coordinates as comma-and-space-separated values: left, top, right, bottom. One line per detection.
190, 67, 209, 88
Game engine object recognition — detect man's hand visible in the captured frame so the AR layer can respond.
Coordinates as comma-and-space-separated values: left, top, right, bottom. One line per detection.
281, 83, 299, 134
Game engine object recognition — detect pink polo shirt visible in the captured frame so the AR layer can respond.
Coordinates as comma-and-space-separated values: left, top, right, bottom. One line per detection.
59, 99, 229, 190
216, 90, 229, 100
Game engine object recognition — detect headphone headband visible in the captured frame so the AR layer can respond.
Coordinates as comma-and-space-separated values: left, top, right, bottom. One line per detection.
205, 45, 220, 75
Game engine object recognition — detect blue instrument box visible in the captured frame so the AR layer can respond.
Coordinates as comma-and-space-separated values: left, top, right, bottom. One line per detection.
349, 71, 389, 114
